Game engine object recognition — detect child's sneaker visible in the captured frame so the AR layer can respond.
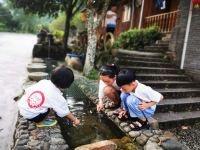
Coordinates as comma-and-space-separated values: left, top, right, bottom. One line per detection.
36, 119, 57, 127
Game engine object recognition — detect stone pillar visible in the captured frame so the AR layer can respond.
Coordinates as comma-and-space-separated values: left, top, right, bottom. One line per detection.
184, 8, 200, 81
169, 0, 191, 66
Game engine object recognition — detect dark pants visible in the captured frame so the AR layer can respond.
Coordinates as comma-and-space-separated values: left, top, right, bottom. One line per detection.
28, 108, 50, 123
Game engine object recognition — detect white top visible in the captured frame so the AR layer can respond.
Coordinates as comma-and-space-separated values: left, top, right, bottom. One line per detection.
98, 79, 120, 99
18, 80, 70, 119
130, 81, 162, 107
105, 10, 117, 26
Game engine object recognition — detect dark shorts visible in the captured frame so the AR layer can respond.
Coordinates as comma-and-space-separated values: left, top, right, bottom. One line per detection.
28, 108, 50, 123
106, 24, 116, 33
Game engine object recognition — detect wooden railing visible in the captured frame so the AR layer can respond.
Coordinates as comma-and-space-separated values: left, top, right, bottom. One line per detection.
145, 11, 179, 33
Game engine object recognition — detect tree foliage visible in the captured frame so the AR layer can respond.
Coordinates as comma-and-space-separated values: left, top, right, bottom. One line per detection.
8, 0, 86, 48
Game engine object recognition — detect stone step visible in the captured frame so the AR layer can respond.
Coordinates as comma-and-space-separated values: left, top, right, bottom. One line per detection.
121, 66, 182, 74
138, 48, 166, 53
116, 56, 167, 62
157, 88, 200, 99
154, 111, 200, 129
141, 81, 200, 89
156, 40, 170, 45
154, 43, 169, 47
136, 74, 190, 81
144, 45, 168, 51
116, 49, 164, 58
156, 97, 200, 113
117, 59, 173, 68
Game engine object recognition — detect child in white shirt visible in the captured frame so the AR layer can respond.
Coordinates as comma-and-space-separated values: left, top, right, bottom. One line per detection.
18, 65, 80, 127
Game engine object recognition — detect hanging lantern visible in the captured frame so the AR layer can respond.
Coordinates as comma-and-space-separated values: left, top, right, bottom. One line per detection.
192, 0, 200, 8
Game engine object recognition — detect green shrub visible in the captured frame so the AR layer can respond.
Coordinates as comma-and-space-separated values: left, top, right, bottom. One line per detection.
86, 68, 99, 80
53, 30, 64, 40
113, 26, 161, 50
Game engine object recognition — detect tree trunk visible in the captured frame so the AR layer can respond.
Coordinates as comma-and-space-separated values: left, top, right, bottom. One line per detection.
83, 0, 111, 75
63, 1, 73, 50
83, 18, 97, 75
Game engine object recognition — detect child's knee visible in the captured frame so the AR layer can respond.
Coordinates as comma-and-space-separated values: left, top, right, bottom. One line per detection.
103, 86, 115, 96
120, 93, 129, 101
126, 96, 139, 106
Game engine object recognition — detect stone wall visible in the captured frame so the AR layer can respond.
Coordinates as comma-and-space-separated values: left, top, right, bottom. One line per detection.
169, 0, 191, 66
184, 8, 200, 81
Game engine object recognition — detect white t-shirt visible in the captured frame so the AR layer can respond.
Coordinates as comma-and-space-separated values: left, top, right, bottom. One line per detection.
105, 10, 117, 26
98, 79, 120, 99
18, 80, 70, 119
130, 81, 162, 104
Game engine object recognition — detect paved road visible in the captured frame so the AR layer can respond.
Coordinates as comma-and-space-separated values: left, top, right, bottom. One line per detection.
0, 32, 36, 150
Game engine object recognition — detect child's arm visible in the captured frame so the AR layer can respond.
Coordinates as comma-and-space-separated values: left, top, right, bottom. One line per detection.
66, 113, 80, 126
139, 95, 164, 110
97, 98, 104, 112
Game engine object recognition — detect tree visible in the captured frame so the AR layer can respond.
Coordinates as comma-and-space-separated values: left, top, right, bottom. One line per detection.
8, 0, 85, 49
83, 0, 111, 75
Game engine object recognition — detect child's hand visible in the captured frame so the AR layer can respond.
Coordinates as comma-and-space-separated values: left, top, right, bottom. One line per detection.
73, 118, 80, 126
97, 101, 103, 112
139, 101, 149, 110
118, 110, 127, 119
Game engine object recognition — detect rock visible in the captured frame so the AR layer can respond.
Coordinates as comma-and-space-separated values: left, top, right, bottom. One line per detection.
161, 139, 189, 150
50, 138, 66, 145
27, 63, 47, 72
123, 126, 131, 133
28, 72, 48, 81
107, 111, 114, 117
32, 58, 45, 63
75, 140, 117, 150
28, 125, 36, 131
19, 134, 29, 140
143, 130, 153, 137
144, 140, 163, 150
136, 134, 149, 145
152, 129, 163, 135
114, 117, 120, 125
120, 122, 128, 128
149, 136, 160, 143
17, 139, 28, 145
129, 131, 141, 138
42, 142, 49, 150
14, 145, 29, 150
27, 140, 40, 147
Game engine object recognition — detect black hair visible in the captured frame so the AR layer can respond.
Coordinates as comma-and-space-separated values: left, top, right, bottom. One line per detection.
51, 65, 74, 89
99, 64, 120, 78
116, 69, 136, 87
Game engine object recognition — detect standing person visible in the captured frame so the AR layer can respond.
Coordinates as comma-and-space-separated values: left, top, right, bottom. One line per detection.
96, 64, 128, 112
105, 5, 117, 33
116, 69, 163, 130
18, 65, 80, 127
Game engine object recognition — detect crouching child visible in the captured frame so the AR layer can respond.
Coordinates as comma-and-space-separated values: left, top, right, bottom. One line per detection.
116, 69, 163, 130
18, 65, 80, 127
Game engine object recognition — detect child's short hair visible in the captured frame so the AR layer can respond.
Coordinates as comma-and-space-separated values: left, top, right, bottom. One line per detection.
51, 65, 74, 89
99, 64, 120, 78
116, 69, 136, 86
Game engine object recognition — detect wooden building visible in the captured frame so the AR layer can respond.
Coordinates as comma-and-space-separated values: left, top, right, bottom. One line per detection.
98, 0, 180, 37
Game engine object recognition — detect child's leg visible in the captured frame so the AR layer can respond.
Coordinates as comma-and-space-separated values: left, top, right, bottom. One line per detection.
103, 86, 120, 105
126, 95, 155, 119
28, 108, 57, 127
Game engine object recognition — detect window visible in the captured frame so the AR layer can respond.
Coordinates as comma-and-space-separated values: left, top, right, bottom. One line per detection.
123, 4, 131, 22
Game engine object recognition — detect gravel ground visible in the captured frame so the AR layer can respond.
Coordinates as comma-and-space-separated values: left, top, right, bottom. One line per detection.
170, 125, 200, 150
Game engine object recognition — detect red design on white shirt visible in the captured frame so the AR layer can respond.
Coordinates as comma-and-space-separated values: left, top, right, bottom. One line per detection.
27, 91, 45, 109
